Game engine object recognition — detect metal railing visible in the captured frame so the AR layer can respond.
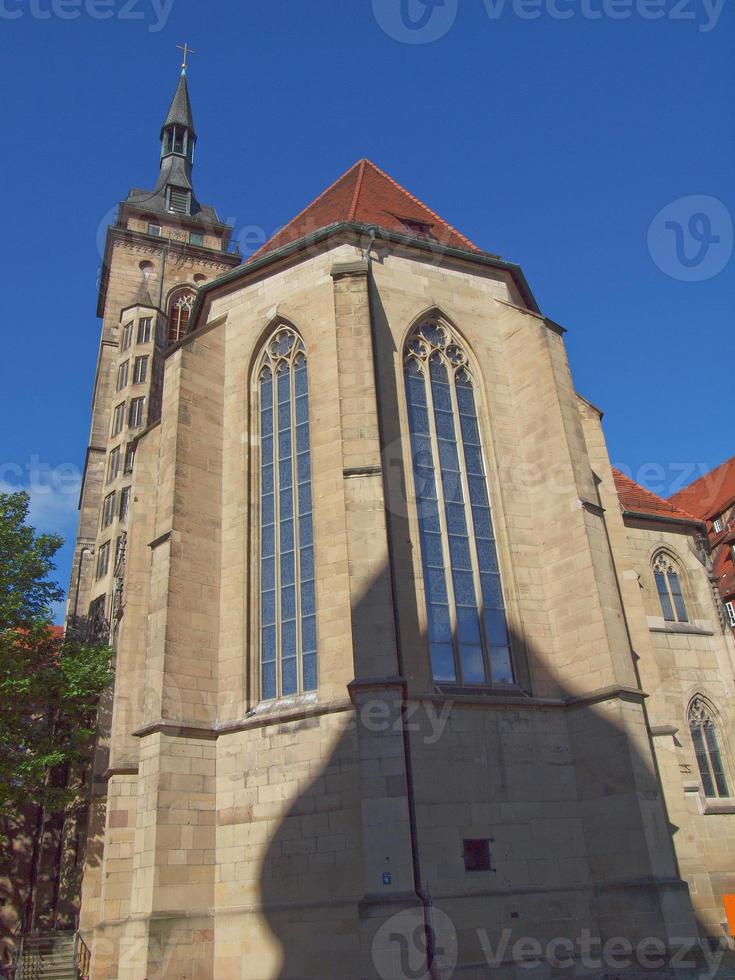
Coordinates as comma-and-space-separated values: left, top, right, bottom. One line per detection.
73, 932, 91, 980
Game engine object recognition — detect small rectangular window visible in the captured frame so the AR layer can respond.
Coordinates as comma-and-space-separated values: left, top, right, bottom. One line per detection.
111, 402, 125, 437
107, 447, 120, 483
116, 360, 129, 391
148, 224, 161, 237
133, 355, 148, 385
121, 322, 133, 351
101, 492, 116, 529
128, 396, 145, 429
119, 486, 131, 521
96, 541, 110, 579
726, 602, 735, 628
189, 231, 204, 247
713, 518, 723, 533
123, 442, 136, 474
463, 839, 492, 872
137, 317, 153, 344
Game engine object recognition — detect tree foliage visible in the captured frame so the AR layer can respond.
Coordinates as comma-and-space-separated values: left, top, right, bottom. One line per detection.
0, 492, 112, 814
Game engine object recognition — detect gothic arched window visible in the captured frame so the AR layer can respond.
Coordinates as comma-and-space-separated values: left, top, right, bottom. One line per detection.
689, 697, 730, 798
404, 320, 514, 687
258, 327, 316, 701
168, 288, 195, 344
653, 552, 689, 623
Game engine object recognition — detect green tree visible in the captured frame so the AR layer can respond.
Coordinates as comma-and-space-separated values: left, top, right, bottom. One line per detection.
0, 491, 112, 815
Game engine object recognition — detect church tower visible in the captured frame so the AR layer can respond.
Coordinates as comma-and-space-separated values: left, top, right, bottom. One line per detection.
63, 64, 240, 944
66, 64, 240, 642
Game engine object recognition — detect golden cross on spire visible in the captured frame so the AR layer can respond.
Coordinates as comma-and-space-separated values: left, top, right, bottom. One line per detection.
177, 42, 196, 75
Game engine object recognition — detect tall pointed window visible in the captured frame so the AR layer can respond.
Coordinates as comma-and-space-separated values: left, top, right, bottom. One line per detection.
689, 697, 730, 798
168, 288, 195, 344
258, 327, 316, 701
404, 320, 513, 687
653, 552, 689, 623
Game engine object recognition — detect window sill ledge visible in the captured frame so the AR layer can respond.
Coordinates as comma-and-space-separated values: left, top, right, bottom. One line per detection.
702, 800, 735, 815
648, 620, 714, 637
683, 784, 735, 814
434, 683, 529, 700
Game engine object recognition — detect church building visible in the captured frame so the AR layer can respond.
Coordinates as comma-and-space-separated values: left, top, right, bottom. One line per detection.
53, 67, 735, 978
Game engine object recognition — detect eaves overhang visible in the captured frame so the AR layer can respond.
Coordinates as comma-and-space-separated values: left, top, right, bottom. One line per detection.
621, 508, 706, 532
186, 221, 541, 333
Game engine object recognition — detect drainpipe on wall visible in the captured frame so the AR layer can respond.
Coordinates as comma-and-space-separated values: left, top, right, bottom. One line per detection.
363, 227, 440, 980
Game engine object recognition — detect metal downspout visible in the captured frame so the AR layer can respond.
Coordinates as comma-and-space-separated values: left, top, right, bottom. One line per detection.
363, 229, 440, 979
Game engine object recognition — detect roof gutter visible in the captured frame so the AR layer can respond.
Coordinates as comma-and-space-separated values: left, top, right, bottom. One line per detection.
188, 221, 541, 329
621, 508, 706, 531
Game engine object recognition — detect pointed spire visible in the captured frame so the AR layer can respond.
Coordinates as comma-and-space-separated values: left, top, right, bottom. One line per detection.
161, 73, 196, 140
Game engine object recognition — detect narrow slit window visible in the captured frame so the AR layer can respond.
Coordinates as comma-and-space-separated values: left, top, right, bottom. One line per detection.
116, 360, 129, 391
107, 447, 120, 483
258, 328, 316, 701
404, 321, 513, 687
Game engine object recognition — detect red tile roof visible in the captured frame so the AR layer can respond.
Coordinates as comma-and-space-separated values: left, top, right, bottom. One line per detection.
250, 158, 480, 261
669, 456, 735, 521
612, 468, 701, 523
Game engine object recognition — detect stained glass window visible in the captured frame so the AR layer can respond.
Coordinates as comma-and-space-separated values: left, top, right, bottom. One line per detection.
689, 698, 730, 798
653, 553, 689, 623
258, 327, 316, 701
404, 321, 514, 687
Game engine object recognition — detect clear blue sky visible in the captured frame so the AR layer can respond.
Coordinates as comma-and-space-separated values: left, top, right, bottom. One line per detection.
0, 0, 732, 620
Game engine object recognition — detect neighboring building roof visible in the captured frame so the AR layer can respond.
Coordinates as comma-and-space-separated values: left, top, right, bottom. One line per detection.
251, 158, 481, 260
669, 456, 735, 521
713, 547, 735, 601
612, 468, 702, 524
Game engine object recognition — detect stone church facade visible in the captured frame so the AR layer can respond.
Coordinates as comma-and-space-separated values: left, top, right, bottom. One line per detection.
60, 71, 735, 978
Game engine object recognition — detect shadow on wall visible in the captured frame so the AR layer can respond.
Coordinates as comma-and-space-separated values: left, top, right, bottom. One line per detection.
254, 603, 731, 980
252, 283, 732, 978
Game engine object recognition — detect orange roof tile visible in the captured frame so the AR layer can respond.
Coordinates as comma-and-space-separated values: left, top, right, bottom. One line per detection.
250, 158, 480, 261
669, 456, 735, 521
612, 468, 702, 524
